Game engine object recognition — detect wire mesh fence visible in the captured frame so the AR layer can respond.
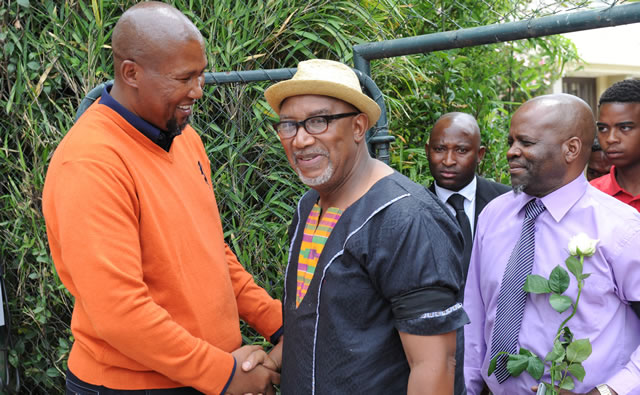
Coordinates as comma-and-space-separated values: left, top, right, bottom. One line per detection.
0, 0, 632, 392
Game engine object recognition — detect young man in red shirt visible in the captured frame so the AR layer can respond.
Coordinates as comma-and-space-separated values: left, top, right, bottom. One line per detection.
591, 79, 640, 212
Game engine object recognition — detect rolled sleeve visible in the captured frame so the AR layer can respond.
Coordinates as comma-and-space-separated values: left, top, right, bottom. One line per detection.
395, 301, 467, 335
371, 203, 469, 336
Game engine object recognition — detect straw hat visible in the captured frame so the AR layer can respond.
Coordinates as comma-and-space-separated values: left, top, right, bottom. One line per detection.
264, 59, 381, 125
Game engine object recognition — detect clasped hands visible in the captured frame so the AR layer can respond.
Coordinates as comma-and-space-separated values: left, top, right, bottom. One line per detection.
225, 341, 283, 395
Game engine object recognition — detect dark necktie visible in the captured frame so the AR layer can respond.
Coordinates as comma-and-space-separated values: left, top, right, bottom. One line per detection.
447, 193, 473, 275
489, 199, 546, 383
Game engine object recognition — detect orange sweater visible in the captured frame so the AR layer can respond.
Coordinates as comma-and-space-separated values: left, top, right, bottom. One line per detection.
42, 101, 282, 394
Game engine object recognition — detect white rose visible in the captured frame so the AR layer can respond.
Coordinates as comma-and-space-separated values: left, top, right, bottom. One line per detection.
568, 233, 599, 257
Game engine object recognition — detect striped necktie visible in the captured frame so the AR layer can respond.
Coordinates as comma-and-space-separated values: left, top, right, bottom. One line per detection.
489, 198, 546, 383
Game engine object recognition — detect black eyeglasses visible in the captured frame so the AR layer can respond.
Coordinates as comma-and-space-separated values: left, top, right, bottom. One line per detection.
273, 112, 360, 138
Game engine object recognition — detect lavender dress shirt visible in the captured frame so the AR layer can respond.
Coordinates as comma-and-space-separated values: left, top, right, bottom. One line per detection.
464, 174, 640, 395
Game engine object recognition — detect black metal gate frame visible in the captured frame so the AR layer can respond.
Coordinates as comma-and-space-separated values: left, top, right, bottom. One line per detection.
75, 68, 390, 160
354, 2, 640, 160
76, 3, 640, 163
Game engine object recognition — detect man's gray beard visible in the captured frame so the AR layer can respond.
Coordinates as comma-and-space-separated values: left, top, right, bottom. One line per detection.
512, 183, 526, 195
296, 161, 334, 187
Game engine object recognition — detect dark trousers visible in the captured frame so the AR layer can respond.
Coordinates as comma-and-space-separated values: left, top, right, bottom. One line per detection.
66, 370, 203, 395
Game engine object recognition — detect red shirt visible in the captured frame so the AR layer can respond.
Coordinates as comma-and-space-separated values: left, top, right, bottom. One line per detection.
590, 166, 640, 212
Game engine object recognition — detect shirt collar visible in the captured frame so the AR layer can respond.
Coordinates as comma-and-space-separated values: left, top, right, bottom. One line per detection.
100, 82, 180, 151
434, 175, 477, 203
604, 166, 627, 194
530, 174, 588, 223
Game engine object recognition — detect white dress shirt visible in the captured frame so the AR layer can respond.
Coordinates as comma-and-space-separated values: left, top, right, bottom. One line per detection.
434, 176, 477, 236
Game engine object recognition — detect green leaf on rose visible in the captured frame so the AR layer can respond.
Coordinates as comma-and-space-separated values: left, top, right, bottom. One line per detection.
566, 339, 592, 363
567, 363, 586, 382
488, 352, 508, 376
519, 348, 535, 357
523, 274, 551, 294
561, 326, 574, 344
545, 339, 565, 362
580, 273, 591, 281
506, 354, 529, 376
527, 356, 545, 380
565, 255, 582, 278
549, 265, 570, 294
550, 294, 572, 313
488, 357, 497, 376
559, 375, 576, 390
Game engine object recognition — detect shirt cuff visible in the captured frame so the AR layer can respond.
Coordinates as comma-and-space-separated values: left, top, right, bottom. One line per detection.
394, 302, 469, 335
606, 365, 640, 395
220, 357, 237, 395
270, 326, 283, 345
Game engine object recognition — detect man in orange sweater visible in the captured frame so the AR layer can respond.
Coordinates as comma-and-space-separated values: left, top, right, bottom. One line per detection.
42, 2, 282, 394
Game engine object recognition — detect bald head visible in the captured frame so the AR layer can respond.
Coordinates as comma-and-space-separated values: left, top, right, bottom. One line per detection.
112, 1, 203, 77
507, 94, 596, 196
433, 112, 480, 139
432, 112, 481, 144
426, 112, 485, 191
108, 2, 207, 137
517, 94, 596, 167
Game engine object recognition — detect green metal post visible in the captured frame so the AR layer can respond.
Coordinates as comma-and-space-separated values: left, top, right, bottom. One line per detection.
74, 69, 390, 162
353, 3, 640, 62
351, 2, 640, 167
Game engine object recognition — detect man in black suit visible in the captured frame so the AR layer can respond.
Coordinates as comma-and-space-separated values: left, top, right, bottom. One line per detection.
426, 112, 510, 276
426, 112, 510, 395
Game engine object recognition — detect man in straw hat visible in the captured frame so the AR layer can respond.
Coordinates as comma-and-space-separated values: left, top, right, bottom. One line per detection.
264, 59, 469, 393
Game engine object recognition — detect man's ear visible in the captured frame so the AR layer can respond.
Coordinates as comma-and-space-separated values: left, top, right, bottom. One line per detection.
352, 113, 369, 143
477, 145, 486, 163
424, 142, 430, 159
120, 60, 141, 89
563, 136, 582, 163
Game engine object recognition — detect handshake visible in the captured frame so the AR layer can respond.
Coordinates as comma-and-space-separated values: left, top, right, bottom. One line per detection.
225, 341, 283, 395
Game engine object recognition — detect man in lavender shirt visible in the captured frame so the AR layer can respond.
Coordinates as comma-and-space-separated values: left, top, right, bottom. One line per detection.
464, 94, 640, 395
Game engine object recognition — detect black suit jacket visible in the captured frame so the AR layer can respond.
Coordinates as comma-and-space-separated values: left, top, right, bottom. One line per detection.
429, 175, 509, 395
429, 175, 511, 234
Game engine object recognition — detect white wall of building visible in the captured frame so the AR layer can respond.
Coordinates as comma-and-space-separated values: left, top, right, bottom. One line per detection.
553, 3, 640, 99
